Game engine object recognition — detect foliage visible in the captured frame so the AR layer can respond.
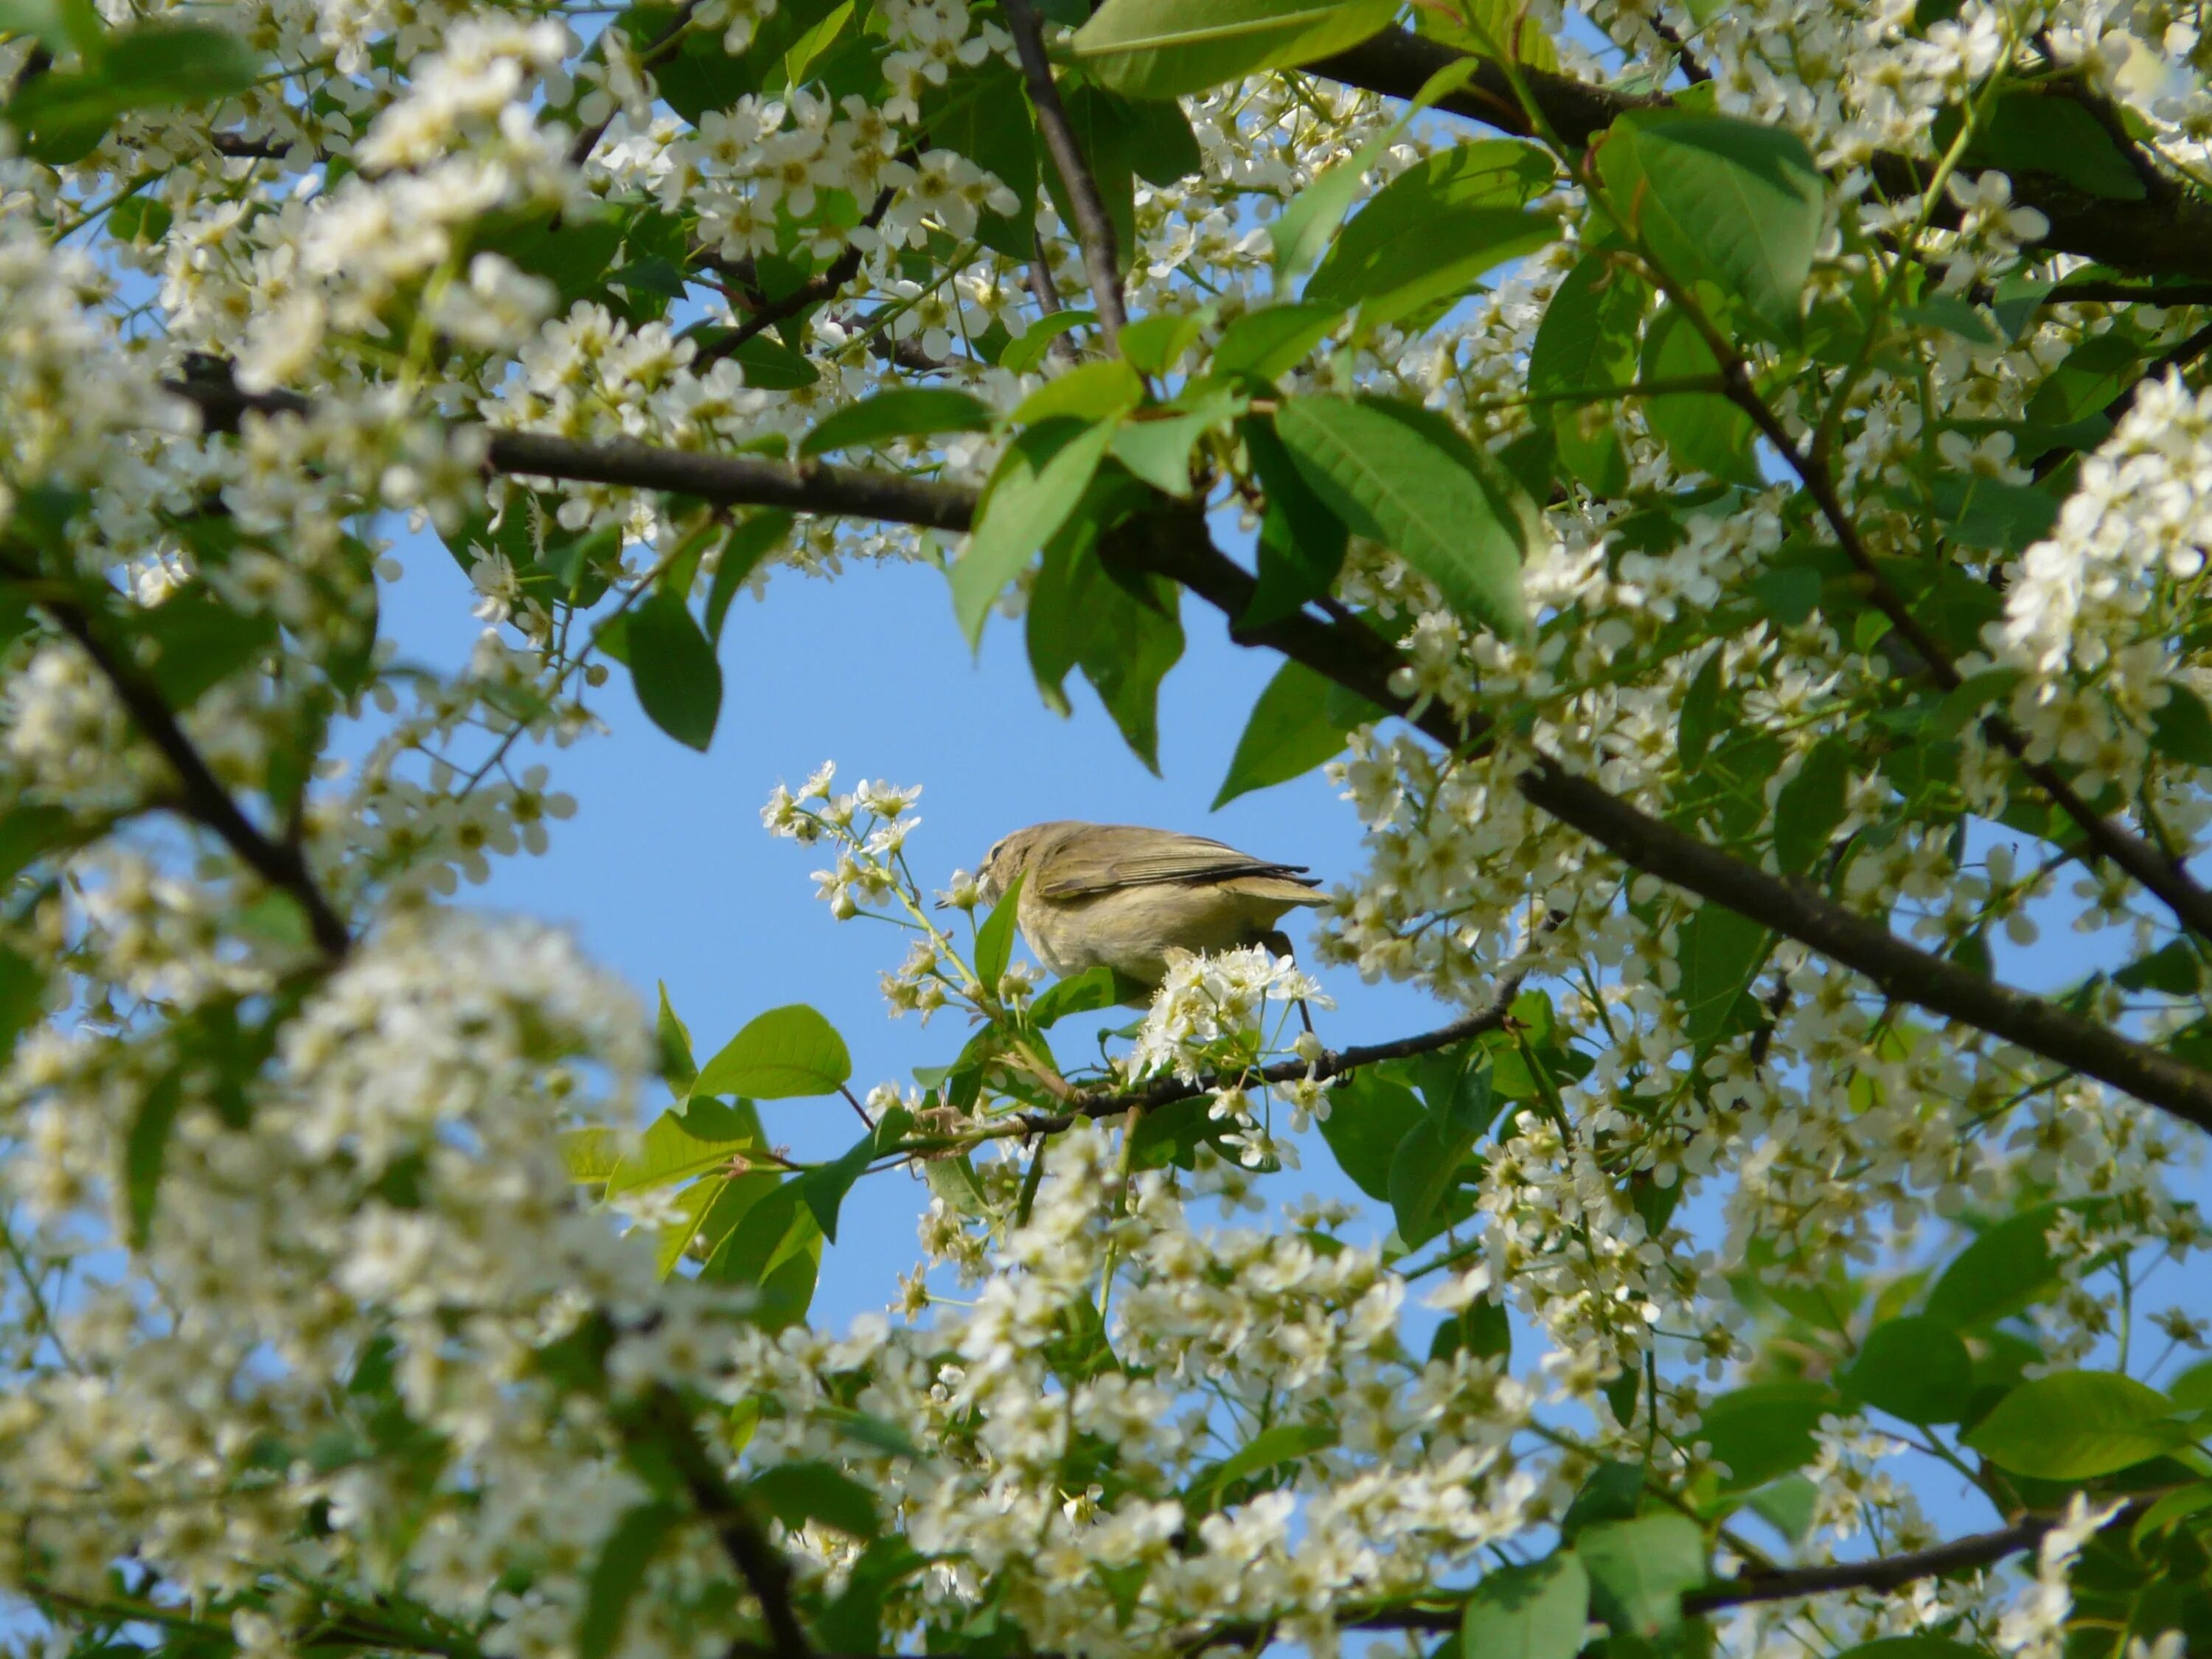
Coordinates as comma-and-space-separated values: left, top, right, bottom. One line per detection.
0, 3, 2211, 1659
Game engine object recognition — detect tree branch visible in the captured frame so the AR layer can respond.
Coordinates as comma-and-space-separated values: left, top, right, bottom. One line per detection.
637, 1385, 813, 1659
1003, 0, 1126, 345
1321, 1507, 2092, 1634
1305, 26, 2212, 282
157, 374, 2212, 1136
10, 570, 352, 961
693, 178, 905, 370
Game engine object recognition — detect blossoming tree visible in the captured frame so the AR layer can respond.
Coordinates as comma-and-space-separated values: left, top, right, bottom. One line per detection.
2, 0, 2211, 1658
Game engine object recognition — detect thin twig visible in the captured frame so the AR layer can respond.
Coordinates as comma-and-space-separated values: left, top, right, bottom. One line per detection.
694, 179, 905, 369
1003, 0, 1126, 344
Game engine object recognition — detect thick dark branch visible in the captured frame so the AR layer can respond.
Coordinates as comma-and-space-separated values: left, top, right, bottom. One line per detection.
1307, 26, 2212, 282
36, 593, 352, 959
1003, 0, 1126, 344
159, 375, 2212, 1135
1704, 350, 2212, 944
1326, 1509, 2084, 1635
639, 1386, 813, 1659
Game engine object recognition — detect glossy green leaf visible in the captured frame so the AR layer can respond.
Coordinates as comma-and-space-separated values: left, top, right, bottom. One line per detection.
1700, 1381, 1832, 1489
1963, 1371, 2188, 1479
2152, 686, 2212, 768
561, 1127, 624, 1183
793, 1116, 904, 1245
1072, 0, 1397, 100
606, 1108, 761, 1197
951, 420, 1116, 645
1387, 1105, 1484, 1248
703, 510, 793, 644
1317, 1068, 1424, 1200
1242, 414, 1349, 627
1640, 305, 1759, 485
1117, 310, 1212, 374
700, 1179, 822, 1329
1001, 310, 1099, 375
1011, 359, 1145, 425
1461, 1554, 1590, 1659
1924, 1201, 2080, 1327
748, 1460, 880, 1539
1306, 140, 1554, 310
974, 869, 1025, 991
1845, 1316, 1975, 1425
1214, 658, 1374, 808
1194, 1421, 1336, 1503
12, 21, 261, 160
694, 1004, 853, 1099
1029, 964, 1143, 1026
1575, 1513, 1706, 1639
1275, 394, 1528, 639
1529, 255, 1646, 496
1677, 901, 1769, 1050
1600, 111, 1825, 341
1026, 535, 1186, 772
625, 591, 721, 751
577, 1503, 681, 1659
800, 389, 992, 457
657, 981, 697, 1091
1773, 737, 1851, 874
124, 1067, 184, 1249
1214, 302, 1343, 380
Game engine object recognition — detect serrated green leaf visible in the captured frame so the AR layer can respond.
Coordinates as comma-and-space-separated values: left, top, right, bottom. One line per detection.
694, 1004, 852, 1099
1963, 1371, 2188, 1479
950, 420, 1116, 645
1214, 658, 1374, 808
1461, 1554, 1590, 1659
1600, 111, 1824, 342
1072, 0, 1397, 100
626, 591, 720, 751
1275, 394, 1527, 639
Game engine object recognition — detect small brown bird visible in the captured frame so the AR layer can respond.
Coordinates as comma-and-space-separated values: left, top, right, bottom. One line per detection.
971, 821, 1325, 992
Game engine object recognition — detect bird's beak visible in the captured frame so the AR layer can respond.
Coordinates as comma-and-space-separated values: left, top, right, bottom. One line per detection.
932, 898, 949, 911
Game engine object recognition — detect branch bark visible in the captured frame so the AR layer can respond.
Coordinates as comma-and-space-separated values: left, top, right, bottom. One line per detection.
158, 373, 2212, 1137
10, 568, 352, 961
1002, 0, 1126, 345
1305, 26, 2212, 282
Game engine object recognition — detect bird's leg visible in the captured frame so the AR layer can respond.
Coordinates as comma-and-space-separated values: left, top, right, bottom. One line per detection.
1256, 929, 1316, 1036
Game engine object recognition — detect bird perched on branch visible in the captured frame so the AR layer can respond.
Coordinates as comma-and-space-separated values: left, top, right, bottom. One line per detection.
969, 821, 1324, 994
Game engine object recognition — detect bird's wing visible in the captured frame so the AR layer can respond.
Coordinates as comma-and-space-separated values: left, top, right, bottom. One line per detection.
1033, 825, 1318, 900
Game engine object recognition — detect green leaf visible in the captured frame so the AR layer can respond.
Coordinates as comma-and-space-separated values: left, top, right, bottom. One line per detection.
800, 389, 992, 457
1575, 1513, 1706, 1640
1976, 91, 2146, 202
656, 983, 697, 1090
1677, 651, 1723, 768
1011, 359, 1145, 426
1640, 305, 1759, 485
1275, 394, 1528, 639
950, 420, 1116, 645
2152, 686, 2212, 768
124, 1067, 184, 1249
1194, 1422, 1337, 1504
1001, 310, 1098, 375
1963, 1371, 2188, 1480
0, 0, 103, 56
694, 1004, 854, 1099
130, 589, 275, 709
1270, 130, 1397, 282
625, 591, 721, 751
576, 1503, 681, 1659
1214, 658, 1373, 808
1461, 1554, 1591, 1659
747, 1460, 880, 1540
1242, 414, 1349, 627
1026, 534, 1186, 772
1745, 1475, 1818, 1543
1387, 1105, 1484, 1248
1828, 1640, 1992, 1659
1845, 1316, 1975, 1425
1561, 1462, 1644, 1541
922, 58, 1035, 259
1773, 737, 1851, 874
792, 1119, 899, 1244
1305, 141, 1556, 317
0, 805, 85, 886
700, 1179, 821, 1329
974, 869, 1025, 991
1924, 1202, 2077, 1327
704, 510, 793, 644
1214, 302, 1343, 380
1529, 254, 1646, 496
12, 21, 261, 159
1071, 0, 1398, 99
1677, 902, 1769, 1051
606, 1107, 762, 1197
561, 1127, 625, 1183
1117, 310, 1211, 375
1700, 1382, 1832, 1489
1317, 1068, 1425, 1200
1029, 964, 1141, 1026
1599, 111, 1825, 341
